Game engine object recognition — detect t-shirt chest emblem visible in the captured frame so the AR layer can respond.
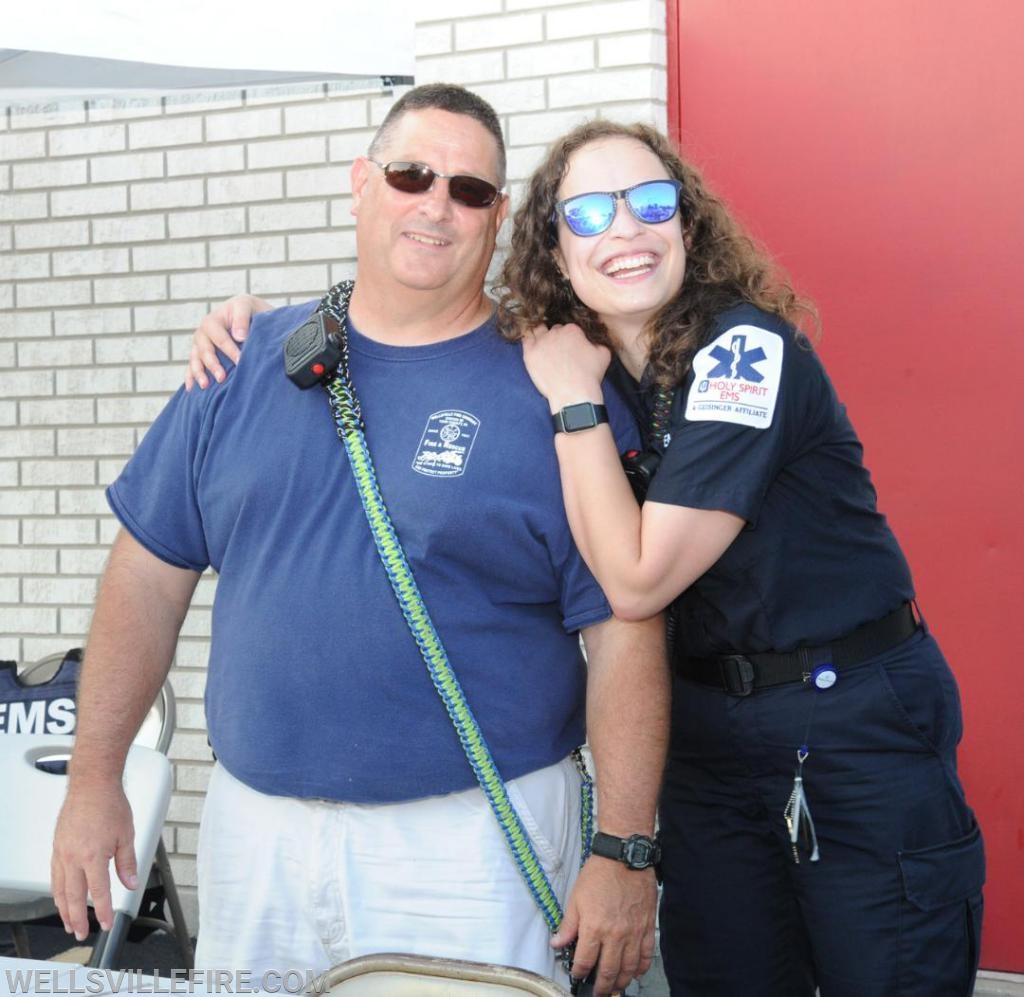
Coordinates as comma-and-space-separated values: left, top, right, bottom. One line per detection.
412, 409, 481, 477
686, 324, 784, 428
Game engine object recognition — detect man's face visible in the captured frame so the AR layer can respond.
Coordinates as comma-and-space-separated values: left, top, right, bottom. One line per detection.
350, 108, 507, 304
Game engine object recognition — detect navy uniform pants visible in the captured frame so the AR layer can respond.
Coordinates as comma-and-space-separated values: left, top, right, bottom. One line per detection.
659, 628, 985, 996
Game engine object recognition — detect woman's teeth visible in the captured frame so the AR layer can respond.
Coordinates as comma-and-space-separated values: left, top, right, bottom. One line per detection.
603, 254, 656, 277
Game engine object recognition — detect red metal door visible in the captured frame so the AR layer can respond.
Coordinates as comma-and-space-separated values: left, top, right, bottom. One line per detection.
667, 0, 1024, 970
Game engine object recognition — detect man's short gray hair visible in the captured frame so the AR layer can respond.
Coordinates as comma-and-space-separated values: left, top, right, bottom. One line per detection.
368, 83, 506, 188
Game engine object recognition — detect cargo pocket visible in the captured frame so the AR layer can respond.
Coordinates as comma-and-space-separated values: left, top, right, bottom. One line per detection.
897, 819, 985, 996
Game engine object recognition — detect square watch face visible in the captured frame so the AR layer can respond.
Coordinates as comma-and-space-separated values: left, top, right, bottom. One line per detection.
562, 403, 597, 432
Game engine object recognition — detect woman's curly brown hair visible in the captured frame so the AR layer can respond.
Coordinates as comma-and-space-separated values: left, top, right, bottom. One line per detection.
496, 120, 817, 387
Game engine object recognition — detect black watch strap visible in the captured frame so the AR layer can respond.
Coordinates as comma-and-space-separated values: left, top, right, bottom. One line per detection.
552, 402, 609, 434
591, 831, 661, 870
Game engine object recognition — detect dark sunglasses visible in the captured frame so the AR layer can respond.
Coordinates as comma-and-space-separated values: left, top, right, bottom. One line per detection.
369, 159, 502, 208
554, 179, 684, 237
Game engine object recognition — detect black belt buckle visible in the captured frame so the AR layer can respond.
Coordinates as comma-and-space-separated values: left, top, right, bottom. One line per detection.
720, 654, 756, 696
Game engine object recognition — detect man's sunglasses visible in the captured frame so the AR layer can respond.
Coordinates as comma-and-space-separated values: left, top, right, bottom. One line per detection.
554, 179, 684, 237
369, 159, 502, 208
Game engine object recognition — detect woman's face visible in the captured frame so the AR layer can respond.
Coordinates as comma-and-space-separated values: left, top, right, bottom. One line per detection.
553, 136, 687, 338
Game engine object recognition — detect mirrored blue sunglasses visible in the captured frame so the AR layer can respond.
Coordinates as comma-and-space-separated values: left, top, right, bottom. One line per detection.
554, 179, 684, 237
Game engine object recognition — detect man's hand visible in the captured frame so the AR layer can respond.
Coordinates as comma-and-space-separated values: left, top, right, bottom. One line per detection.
552, 856, 658, 996
185, 294, 272, 391
572, 615, 667, 995
51, 777, 137, 941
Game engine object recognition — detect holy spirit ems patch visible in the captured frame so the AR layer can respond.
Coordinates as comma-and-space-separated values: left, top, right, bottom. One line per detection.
412, 410, 480, 478
686, 325, 783, 428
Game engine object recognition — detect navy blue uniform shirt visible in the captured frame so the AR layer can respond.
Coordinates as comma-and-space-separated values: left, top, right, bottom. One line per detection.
611, 303, 914, 657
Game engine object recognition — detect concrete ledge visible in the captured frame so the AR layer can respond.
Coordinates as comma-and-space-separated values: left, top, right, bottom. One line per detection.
975, 971, 1024, 997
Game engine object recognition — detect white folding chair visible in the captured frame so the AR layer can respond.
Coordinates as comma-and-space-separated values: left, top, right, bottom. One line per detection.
2, 649, 175, 757
0, 733, 171, 969
0, 650, 193, 968
326, 953, 570, 995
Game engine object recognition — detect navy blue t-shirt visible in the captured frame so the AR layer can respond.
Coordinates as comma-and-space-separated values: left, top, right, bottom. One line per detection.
108, 303, 637, 802
613, 303, 914, 656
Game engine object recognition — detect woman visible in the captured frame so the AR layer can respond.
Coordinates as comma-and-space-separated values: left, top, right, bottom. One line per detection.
499, 120, 984, 997
186, 121, 984, 997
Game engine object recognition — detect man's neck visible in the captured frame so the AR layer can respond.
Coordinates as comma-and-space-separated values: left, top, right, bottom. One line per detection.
348, 283, 494, 346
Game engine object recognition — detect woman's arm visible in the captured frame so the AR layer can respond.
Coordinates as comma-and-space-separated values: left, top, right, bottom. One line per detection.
556, 427, 743, 619
524, 323, 744, 620
185, 295, 273, 390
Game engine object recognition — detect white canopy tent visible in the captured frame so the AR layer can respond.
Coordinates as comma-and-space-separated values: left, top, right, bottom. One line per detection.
0, 0, 414, 106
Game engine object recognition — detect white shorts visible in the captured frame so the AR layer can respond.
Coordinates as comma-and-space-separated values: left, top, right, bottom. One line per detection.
194, 757, 583, 984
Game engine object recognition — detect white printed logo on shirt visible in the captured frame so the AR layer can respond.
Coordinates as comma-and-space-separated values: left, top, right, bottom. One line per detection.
686, 325, 784, 429
412, 410, 480, 478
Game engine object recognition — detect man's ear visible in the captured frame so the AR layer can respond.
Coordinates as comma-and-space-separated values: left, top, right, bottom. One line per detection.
495, 193, 510, 232
350, 157, 371, 217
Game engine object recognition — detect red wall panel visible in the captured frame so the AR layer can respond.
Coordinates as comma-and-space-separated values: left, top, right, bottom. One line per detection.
669, 0, 1024, 970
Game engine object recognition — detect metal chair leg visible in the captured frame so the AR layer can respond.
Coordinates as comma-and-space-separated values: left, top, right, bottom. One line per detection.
88, 911, 131, 969
156, 837, 194, 969
11, 922, 31, 958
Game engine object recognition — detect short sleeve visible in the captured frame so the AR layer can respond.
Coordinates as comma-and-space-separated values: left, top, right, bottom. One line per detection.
647, 320, 811, 525
106, 382, 221, 572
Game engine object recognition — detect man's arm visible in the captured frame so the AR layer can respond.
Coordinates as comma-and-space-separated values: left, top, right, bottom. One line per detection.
51, 529, 200, 941
555, 613, 669, 996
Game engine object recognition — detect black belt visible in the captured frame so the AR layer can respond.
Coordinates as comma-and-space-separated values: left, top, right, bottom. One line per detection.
676, 603, 918, 696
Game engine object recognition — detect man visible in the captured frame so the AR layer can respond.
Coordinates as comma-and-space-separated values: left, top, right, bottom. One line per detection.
51, 84, 668, 997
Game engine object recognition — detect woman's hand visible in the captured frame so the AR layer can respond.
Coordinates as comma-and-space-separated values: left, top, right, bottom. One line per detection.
522, 323, 612, 410
185, 295, 272, 390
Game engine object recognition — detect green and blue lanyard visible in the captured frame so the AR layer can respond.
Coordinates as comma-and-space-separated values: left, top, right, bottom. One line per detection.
315, 280, 595, 934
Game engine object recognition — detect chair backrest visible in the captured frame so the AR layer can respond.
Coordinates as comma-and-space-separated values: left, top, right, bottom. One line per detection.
0, 649, 181, 966
9, 650, 176, 755
326, 953, 569, 996
0, 733, 171, 921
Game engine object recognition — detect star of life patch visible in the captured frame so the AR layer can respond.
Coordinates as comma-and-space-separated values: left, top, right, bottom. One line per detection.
685, 324, 784, 429
412, 409, 480, 478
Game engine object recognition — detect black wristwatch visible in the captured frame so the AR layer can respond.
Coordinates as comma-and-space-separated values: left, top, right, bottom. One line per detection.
552, 402, 609, 434
591, 831, 661, 870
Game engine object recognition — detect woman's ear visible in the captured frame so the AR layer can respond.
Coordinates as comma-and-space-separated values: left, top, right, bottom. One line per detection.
552, 245, 568, 278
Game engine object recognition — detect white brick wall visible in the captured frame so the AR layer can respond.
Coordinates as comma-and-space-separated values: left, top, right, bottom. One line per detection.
0, 0, 667, 934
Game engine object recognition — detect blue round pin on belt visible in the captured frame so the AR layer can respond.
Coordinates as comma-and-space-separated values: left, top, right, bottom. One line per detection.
811, 663, 837, 690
